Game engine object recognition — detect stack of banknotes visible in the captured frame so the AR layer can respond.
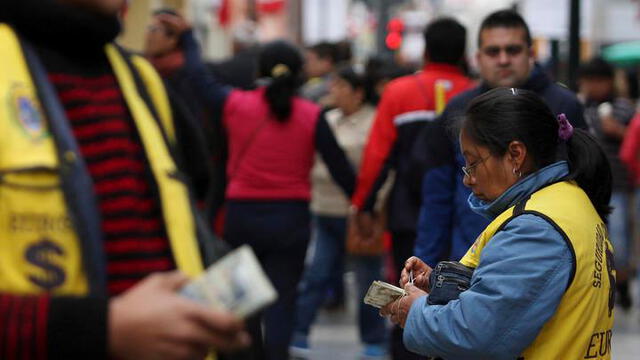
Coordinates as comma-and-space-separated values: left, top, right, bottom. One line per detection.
363, 280, 406, 308
180, 245, 278, 318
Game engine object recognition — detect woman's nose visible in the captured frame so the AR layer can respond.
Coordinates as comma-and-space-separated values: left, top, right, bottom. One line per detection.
462, 174, 473, 188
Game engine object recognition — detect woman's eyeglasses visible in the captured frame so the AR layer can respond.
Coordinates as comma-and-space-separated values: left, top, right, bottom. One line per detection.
461, 155, 490, 178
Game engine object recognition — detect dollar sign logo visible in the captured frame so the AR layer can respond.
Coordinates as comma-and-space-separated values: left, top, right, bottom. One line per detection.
25, 238, 66, 291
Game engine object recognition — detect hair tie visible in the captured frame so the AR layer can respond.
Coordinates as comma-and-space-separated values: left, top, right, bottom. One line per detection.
557, 113, 574, 141
271, 63, 290, 78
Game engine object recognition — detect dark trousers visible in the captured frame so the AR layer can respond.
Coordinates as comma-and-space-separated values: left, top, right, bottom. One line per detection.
224, 200, 311, 360
390, 231, 426, 360
294, 215, 386, 345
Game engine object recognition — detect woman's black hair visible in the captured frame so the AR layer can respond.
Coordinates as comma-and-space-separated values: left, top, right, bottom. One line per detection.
334, 65, 377, 105
363, 57, 413, 105
463, 87, 612, 221
335, 66, 364, 89
258, 40, 304, 122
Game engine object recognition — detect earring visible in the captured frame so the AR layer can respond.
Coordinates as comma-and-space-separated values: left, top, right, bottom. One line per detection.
512, 168, 522, 178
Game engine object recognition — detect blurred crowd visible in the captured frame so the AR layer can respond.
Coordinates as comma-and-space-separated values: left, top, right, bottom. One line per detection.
0, 1, 637, 360
145, 7, 640, 359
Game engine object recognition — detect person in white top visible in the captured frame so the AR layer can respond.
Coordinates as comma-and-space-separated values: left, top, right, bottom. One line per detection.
291, 65, 389, 358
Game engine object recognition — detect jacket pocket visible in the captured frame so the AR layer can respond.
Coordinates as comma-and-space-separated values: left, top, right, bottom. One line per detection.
0, 165, 87, 295
0, 166, 61, 191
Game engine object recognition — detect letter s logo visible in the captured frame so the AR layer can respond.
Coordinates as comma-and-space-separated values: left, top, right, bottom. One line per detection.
25, 238, 66, 291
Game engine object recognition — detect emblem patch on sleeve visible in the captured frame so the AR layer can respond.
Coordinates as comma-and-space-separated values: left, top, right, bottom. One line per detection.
9, 84, 49, 141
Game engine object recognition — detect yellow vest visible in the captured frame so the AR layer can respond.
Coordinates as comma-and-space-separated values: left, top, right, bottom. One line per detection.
0, 24, 204, 295
460, 181, 615, 360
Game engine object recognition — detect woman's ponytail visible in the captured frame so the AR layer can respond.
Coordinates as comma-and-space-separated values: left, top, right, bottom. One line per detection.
265, 67, 297, 121
564, 128, 613, 222
258, 41, 304, 122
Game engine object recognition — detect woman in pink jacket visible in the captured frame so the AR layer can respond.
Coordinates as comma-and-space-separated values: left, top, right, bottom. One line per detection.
178, 24, 355, 358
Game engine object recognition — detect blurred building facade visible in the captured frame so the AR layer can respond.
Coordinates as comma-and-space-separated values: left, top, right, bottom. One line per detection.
117, 0, 640, 86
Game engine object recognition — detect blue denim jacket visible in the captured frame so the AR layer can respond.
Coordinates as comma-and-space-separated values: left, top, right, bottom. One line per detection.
404, 162, 573, 359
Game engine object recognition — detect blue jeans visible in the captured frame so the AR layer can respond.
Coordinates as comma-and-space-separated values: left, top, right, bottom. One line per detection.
610, 191, 632, 270
294, 215, 386, 345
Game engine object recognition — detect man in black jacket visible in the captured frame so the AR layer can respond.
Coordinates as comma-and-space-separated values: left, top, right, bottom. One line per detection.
412, 10, 587, 272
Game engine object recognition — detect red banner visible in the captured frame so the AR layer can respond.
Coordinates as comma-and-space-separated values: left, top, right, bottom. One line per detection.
219, 0, 231, 27
257, 0, 286, 14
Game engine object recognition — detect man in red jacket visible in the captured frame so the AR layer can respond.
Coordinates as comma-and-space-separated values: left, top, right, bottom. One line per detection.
351, 17, 473, 359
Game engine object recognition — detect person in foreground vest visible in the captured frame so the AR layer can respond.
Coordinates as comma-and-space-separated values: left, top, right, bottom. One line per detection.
381, 88, 615, 359
0, 0, 249, 359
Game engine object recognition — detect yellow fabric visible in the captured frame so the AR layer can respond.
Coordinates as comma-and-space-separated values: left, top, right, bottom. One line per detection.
0, 24, 204, 293
434, 80, 447, 115
130, 55, 176, 144
0, 24, 88, 295
461, 181, 615, 359
106, 45, 203, 279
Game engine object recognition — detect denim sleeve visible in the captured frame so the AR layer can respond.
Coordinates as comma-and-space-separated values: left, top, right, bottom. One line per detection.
181, 31, 231, 116
413, 116, 456, 267
404, 214, 573, 359
414, 163, 456, 267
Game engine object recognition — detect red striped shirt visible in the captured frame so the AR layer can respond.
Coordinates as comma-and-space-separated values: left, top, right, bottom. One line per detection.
0, 69, 177, 360
0, 295, 45, 360
49, 72, 175, 296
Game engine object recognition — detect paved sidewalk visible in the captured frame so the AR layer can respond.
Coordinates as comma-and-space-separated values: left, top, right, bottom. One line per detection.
298, 272, 640, 360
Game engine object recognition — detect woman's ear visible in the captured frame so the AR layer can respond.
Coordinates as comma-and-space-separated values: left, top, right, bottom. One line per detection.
507, 140, 527, 169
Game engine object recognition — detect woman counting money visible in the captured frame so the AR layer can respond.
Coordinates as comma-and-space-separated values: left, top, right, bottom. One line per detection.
381, 88, 615, 359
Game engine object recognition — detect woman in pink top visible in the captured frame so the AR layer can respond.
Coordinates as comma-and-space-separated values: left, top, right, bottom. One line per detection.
181, 34, 355, 359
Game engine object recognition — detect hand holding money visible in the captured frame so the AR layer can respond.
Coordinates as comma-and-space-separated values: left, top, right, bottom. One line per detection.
109, 271, 251, 360
379, 283, 428, 328
180, 245, 278, 318
400, 256, 432, 291
364, 280, 406, 308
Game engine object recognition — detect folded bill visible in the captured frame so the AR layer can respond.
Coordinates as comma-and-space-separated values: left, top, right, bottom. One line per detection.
180, 245, 278, 318
364, 280, 406, 308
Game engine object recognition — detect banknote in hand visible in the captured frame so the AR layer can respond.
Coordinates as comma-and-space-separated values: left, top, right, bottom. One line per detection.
363, 280, 406, 308
180, 245, 278, 318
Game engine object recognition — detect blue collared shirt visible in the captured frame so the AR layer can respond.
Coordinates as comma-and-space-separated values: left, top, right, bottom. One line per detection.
404, 161, 573, 359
